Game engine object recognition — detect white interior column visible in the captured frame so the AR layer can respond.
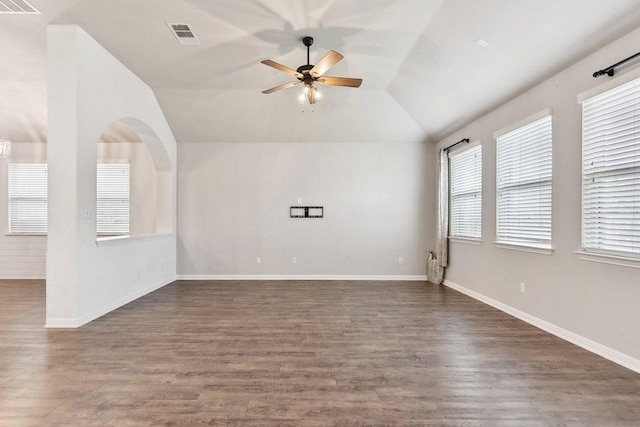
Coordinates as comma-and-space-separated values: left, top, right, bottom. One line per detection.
45, 25, 177, 328
46, 26, 84, 326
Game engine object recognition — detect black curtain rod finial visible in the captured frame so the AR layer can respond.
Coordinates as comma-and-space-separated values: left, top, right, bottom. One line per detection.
593, 69, 615, 78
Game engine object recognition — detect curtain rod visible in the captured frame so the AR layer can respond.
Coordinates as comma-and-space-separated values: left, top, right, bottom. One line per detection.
444, 138, 469, 152
593, 51, 640, 78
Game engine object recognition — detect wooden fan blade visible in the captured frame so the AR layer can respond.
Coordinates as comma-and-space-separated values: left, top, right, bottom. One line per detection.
262, 81, 302, 94
317, 76, 363, 88
261, 60, 303, 79
309, 50, 343, 77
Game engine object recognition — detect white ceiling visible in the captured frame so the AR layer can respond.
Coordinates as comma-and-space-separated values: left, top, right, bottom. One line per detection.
2, 0, 640, 143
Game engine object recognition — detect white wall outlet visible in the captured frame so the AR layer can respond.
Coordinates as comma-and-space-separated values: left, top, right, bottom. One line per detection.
83, 208, 93, 219
256, 257, 261, 264
520, 282, 526, 294
398, 257, 404, 264
292, 257, 297, 264
297, 197, 303, 205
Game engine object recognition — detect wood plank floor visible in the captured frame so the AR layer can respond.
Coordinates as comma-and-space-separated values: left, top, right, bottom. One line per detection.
1, 280, 639, 426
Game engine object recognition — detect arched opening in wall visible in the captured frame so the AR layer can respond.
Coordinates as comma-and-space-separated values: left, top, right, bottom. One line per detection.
96, 119, 172, 239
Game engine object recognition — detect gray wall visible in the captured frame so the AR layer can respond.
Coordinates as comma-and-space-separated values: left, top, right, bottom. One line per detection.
178, 142, 436, 277
437, 27, 640, 362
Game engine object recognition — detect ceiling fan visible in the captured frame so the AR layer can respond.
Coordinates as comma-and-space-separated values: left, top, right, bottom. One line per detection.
261, 36, 363, 104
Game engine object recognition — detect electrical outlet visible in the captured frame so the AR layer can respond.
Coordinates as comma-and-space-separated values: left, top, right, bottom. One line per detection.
520, 282, 526, 294
292, 257, 297, 264
398, 257, 404, 264
297, 197, 303, 205
256, 257, 261, 264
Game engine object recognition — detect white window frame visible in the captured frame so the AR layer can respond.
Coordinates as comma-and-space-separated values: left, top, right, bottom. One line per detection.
7, 163, 130, 236
7, 163, 48, 235
494, 110, 553, 251
96, 163, 130, 236
448, 141, 482, 241
580, 76, 640, 259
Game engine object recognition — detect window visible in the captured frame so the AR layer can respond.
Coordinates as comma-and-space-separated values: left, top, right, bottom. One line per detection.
449, 144, 482, 239
8, 163, 48, 234
97, 164, 130, 235
582, 77, 640, 256
7, 163, 130, 236
496, 115, 552, 246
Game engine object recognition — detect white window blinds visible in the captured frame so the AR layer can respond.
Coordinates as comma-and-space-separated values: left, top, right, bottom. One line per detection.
449, 144, 482, 239
496, 115, 552, 245
8, 163, 130, 235
582, 77, 640, 256
97, 164, 130, 235
8, 163, 48, 234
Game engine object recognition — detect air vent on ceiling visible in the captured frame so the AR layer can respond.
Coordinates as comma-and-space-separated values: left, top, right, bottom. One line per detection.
0, 0, 40, 14
166, 22, 201, 46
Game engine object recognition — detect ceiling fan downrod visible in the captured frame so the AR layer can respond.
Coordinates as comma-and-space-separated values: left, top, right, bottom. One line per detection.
303, 36, 313, 66
296, 36, 315, 79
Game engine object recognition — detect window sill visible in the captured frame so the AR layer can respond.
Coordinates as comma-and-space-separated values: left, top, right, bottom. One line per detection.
575, 250, 640, 270
5, 233, 47, 237
494, 241, 553, 255
96, 233, 173, 247
448, 237, 482, 246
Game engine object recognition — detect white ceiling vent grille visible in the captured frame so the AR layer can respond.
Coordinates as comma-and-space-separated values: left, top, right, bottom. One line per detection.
0, 0, 40, 14
167, 23, 201, 46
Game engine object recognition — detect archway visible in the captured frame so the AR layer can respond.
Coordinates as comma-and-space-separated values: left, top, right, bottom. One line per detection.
96, 119, 173, 239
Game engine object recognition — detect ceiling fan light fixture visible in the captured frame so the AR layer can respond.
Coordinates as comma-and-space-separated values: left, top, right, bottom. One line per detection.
298, 84, 322, 104
313, 88, 322, 101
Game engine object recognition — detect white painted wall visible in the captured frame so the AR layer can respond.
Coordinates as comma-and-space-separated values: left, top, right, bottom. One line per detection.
178, 142, 436, 278
437, 27, 640, 363
46, 25, 177, 327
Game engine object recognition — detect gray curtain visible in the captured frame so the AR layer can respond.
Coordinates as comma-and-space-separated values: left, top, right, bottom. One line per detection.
428, 148, 449, 284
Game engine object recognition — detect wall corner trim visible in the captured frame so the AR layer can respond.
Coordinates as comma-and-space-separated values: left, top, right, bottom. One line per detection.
443, 279, 640, 374
176, 274, 428, 282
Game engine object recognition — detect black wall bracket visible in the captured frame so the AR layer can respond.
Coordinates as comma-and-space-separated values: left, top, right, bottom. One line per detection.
290, 206, 323, 218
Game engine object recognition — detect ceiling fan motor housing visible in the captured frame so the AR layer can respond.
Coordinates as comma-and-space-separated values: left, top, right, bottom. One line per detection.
296, 64, 315, 85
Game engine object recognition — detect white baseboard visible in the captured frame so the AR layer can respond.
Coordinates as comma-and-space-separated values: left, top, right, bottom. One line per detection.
44, 318, 79, 328
45, 275, 176, 329
0, 275, 46, 280
443, 279, 640, 374
176, 274, 428, 281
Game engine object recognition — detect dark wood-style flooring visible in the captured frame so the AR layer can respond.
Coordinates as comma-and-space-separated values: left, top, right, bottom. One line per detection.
1, 279, 639, 426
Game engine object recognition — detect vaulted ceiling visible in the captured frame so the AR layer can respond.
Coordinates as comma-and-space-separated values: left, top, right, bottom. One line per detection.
2, 0, 640, 144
